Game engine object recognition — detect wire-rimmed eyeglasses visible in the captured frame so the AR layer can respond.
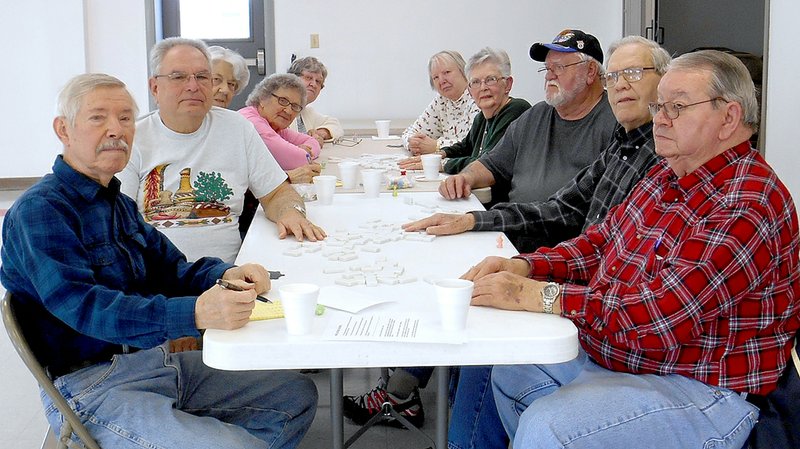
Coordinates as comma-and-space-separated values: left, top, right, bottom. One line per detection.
333, 136, 362, 147
648, 97, 728, 120
153, 71, 213, 86
467, 75, 507, 90
601, 67, 655, 89
537, 60, 588, 76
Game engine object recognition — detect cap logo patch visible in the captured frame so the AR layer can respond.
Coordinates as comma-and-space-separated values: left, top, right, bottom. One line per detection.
577, 41, 585, 50
554, 31, 574, 43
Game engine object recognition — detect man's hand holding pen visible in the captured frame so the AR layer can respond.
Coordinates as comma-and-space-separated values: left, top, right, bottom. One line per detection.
194, 263, 272, 330
216, 279, 272, 303
222, 263, 271, 294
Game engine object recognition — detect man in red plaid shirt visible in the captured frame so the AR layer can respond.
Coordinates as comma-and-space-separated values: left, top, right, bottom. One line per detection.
466, 50, 799, 448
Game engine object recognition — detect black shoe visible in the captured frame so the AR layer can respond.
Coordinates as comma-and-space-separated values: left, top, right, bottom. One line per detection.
342, 378, 425, 428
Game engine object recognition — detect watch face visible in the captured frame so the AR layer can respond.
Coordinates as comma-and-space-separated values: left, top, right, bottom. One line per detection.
543, 284, 559, 297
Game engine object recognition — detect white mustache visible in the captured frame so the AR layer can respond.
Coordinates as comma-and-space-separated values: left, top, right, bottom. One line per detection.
96, 139, 129, 154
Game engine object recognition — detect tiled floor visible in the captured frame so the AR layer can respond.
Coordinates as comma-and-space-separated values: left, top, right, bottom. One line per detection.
0, 189, 441, 449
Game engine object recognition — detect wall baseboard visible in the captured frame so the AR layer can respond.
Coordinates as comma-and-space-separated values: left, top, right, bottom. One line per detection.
0, 177, 40, 191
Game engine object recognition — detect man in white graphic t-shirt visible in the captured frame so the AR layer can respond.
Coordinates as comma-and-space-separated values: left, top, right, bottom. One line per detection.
120, 37, 326, 264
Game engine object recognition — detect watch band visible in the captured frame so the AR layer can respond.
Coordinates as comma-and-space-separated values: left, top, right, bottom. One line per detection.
541, 282, 560, 314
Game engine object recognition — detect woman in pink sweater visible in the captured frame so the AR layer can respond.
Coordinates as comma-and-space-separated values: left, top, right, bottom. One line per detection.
239, 74, 322, 183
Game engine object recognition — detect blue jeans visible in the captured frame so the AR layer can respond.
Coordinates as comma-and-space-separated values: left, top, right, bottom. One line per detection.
403, 366, 435, 388
42, 346, 317, 449
448, 365, 509, 449
491, 350, 758, 449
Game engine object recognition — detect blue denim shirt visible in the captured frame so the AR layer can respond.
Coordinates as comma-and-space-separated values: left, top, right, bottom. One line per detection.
1, 156, 233, 375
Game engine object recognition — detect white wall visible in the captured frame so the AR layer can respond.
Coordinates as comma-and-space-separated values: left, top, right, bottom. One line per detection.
84, 0, 151, 112
0, 0, 150, 179
0, 0, 622, 178
0, 1, 86, 178
764, 0, 800, 203
3, 0, 799, 199
273, 0, 623, 127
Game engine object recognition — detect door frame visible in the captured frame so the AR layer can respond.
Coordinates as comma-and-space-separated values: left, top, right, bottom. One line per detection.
622, 0, 769, 152
144, 0, 277, 110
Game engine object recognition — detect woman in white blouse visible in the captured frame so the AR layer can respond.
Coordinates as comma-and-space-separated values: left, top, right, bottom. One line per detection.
402, 50, 480, 155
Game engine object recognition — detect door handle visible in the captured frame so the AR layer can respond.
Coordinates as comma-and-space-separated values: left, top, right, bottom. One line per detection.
256, 48, 266, 75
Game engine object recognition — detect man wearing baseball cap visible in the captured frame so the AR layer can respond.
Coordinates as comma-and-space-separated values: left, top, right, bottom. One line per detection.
529, 29, 605, 64
438, 28, 618, 252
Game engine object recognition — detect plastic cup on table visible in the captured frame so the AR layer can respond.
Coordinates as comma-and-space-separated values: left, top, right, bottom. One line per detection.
375, 120, 391, 138
338, 161, 360, 190
360, 169, 385, 198
435, 278, 474, 331
312, 175, 337, 205
279, 283, 320, 336
421, 153, 442, 180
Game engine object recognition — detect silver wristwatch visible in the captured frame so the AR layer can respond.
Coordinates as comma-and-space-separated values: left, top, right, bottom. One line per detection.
292, 203, 307, 218
541, 282, 561, 314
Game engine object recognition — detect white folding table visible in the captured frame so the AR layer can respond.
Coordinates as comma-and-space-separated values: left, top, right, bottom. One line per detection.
203, 191, 578, 449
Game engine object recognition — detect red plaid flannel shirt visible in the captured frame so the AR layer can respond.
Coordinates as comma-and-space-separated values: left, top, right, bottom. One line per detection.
517, 142, 800, 394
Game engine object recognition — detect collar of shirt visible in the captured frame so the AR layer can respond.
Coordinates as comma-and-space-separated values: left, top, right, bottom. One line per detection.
614, 122, 654, 158
52, 155, 122, 204
443, 88, 472, 107
656, 141, 753, 204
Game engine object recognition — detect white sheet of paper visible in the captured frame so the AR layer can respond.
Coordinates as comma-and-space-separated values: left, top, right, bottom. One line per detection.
317, 285, 393, 313
322, 314, 467, 344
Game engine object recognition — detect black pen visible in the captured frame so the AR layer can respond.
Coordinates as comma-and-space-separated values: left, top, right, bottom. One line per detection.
215, 279, 272, 303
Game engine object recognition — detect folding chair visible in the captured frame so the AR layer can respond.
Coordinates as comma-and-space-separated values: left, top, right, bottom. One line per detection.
2, 292, 101, 449
746, 334, 800, 449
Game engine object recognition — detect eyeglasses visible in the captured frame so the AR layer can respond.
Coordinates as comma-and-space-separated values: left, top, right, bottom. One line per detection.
601, 67, 655, 89
537, 60, 588, 76
333, 136, 362, 147
212, 75, 239, 92
271, 93, 303, 112
154, 71, 213, 86
648, 97, 728, 120
467, 75, 507, 89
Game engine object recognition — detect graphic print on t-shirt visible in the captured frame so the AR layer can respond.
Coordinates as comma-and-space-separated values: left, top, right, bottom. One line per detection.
142, 163, 234, 228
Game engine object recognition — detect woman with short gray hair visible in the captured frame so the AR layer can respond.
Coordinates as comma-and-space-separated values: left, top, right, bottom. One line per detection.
399, 47, 531, 202
239, 74, 322, 183
208, 46, 250, 108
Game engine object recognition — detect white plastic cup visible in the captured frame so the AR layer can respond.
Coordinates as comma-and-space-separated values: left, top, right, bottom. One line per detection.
421, 153, 442, 180
279, 283, 320, 335
312, 175, 336, 205
375, 120, 391, 138
361, 169, 385, 198
435, 278, 474, 331
338, 161, 360, 190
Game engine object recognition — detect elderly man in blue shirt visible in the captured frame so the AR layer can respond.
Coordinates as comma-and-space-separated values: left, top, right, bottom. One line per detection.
0, 73, 317, 449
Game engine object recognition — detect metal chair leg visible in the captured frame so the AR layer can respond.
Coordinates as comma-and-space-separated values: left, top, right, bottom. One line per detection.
344, 400, 435, 449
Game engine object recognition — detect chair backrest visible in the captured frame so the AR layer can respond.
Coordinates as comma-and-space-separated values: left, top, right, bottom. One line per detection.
2, 292, 101, 449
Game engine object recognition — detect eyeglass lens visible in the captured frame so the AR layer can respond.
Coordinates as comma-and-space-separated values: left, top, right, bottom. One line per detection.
157, 72, 212, 85
602, 67, 654, 88
537, 60, 586, 76
272, 93, 302, 112
468, 76, 502, 89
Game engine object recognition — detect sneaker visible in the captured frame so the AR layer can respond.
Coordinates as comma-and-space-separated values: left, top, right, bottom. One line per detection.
342, 378, 425, 428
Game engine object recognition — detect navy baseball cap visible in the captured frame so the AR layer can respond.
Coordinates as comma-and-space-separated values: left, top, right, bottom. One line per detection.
530, 29, 604, 64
